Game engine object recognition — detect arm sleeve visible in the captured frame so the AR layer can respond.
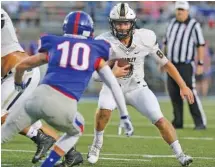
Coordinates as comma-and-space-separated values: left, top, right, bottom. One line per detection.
193, 22, 205, 47
148, 31, 169, 66
150, 43, 169, 66
97, 65, 129, 117
1, 13, 5, 29
38, 35, 52, 53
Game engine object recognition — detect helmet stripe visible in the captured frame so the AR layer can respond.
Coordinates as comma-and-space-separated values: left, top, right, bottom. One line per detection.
120, 3, 125, 17
73, 12, 81, 34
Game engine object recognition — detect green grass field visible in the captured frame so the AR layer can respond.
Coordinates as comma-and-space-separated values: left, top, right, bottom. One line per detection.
2, 99, 215, 167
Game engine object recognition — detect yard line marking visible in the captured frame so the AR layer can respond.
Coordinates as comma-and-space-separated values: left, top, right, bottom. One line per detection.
85, 122, 215, 128
2, 149, 35, 153
2, 149, 215, 160
82, 134, 214, 141
99, 157, 151, 161
142, 155, 215, 160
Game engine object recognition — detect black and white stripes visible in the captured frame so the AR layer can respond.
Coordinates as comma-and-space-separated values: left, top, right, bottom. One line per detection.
164, 17, 205, 64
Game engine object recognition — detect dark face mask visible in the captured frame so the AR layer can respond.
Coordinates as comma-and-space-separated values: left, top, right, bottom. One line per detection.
110, 20, 135, 40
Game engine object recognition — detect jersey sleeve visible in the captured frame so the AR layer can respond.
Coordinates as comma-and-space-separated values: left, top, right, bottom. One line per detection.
95, 40, 111, 61
1, 9, 6, 29
147, 31, 168, 66
193, 22, 205, 47
38, 35, 53, 53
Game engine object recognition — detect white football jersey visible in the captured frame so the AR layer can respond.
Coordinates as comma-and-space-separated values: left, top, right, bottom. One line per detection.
96, 28, 168, 92
1, 9, 24, 57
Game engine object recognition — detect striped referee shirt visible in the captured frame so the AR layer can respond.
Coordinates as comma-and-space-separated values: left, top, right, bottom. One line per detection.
163, 17, 205, 64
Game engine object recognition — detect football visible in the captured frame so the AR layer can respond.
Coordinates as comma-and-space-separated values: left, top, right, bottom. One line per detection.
107, 58, 130, 70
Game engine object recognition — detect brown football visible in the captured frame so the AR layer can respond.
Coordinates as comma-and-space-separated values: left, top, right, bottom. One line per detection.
108, 58, 130, 70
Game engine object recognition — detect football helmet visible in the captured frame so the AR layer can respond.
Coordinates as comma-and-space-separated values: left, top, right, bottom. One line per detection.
63, 11, 94, 38
109, 3, 136, 40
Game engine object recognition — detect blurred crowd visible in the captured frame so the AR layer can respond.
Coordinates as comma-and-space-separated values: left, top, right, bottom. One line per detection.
2, 1, 215, 29
2, 1, 215, 96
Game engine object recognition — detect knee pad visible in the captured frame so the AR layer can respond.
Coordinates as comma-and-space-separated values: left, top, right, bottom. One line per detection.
154, 117, 165, 125
70, 112, 85, 136
98, 99, 116, 111
30, 120, 42, 130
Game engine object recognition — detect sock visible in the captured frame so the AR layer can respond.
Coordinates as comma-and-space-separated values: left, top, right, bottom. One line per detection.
41, 150, 61, 167
26, 126, 38, 138
93, 129, 104, 148
170, 140, 183, 157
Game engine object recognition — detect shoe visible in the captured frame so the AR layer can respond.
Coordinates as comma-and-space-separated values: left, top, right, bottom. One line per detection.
54, 147, 83, 167
87, 145, 101, 164
177, 153, 193, 166
194, 125, 206, 130
31, 129, 56, 163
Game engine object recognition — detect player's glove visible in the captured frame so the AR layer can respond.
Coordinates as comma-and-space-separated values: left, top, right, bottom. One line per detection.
14, 82, 26, 93
120, 116, 134, 137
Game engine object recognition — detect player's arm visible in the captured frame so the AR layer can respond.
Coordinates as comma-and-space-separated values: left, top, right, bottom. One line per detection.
149, 30, 194, 104
155, 55, 194, 104
162, 61, 188, 88
14, 52, 48, 84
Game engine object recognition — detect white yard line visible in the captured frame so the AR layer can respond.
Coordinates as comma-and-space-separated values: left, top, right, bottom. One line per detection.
46, 132, 214, 141
2, 149, 215, 160
82, 134, 214, 141
85, 122, 215, 128
99, 157, 151, 161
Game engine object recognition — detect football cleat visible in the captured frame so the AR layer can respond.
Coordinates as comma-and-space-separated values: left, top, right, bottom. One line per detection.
87, 145, 101, 164
31, 129, 56, 163
177, 153, 193, 166
54, 147, 83, 167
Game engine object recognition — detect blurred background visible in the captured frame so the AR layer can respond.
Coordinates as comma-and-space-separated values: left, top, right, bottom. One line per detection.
2, 1, 215, 97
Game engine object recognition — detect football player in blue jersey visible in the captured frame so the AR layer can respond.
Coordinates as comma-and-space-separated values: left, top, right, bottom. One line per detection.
1, 11, 134, 167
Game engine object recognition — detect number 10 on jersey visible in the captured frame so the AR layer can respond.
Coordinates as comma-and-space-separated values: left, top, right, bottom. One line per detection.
58, 41, 90, 70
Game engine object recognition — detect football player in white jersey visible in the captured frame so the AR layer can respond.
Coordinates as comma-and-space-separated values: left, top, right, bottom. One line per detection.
86, 3, 194, 166
1, 8, 58, 163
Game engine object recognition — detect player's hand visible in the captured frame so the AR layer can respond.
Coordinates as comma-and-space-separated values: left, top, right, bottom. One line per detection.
180, 86, 194, 104
14, 82, 26, 93
112, 61, 130, 78
120, 116, 134, 137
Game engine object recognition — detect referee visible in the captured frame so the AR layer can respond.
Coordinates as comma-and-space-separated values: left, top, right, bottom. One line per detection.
163, 1, 207, 130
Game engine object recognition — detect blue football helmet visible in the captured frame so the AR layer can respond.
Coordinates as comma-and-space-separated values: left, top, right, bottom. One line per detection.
63, 11, 94, 38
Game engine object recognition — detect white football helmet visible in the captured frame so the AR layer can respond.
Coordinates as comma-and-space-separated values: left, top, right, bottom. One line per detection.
109, 3, 136, 40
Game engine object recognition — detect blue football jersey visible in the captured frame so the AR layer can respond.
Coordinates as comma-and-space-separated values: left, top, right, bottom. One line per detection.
39, 34, 110, 101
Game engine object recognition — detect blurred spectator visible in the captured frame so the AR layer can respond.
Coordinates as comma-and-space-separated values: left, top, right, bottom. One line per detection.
1, 1, 20, 15
208, 14, 215, 28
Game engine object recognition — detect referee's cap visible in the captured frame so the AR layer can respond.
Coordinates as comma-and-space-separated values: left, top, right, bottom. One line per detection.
175, 1, 189, 10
